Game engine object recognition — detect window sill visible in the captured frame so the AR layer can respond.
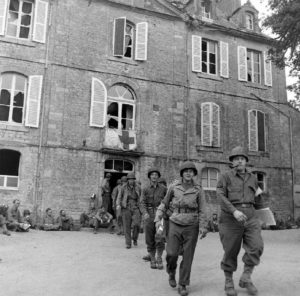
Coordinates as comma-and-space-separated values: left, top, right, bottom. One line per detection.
196, 73, 223, 81
0, 36, 36, 47
108, 56, 138, 66
201, 17, 213, 23
0, 123, 29, 132
0, 187, 19, 191
196, 145, 223, 153
244, 83, 269, 90
248, 151, 270, 158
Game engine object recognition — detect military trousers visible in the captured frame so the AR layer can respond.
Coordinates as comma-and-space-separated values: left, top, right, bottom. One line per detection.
144, 213, 165, 254
122, 207, 141, 247
219, 207, 264, 272
166, 221, 199, 286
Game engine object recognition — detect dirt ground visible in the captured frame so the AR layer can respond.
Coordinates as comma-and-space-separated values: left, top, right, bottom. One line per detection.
1, 228, 300, 296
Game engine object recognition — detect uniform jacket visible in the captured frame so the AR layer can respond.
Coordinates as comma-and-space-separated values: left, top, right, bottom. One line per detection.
111, 185, 121, 208
116, 184, 141, 209
140, 183, 167, 216
42, 214, 56, 225
155, 179, 207, 228
217, 168, 263, 214
7, 206, 23, 223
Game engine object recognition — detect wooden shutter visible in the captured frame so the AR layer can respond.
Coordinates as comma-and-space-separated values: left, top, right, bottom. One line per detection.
135, 22, 148, 61
264, 52, 272, 86
32, 0, 48, 43
257, 111, 265, 151
0, 0, 7, 36
238, 46, 247, 81
201, 102, 211, 146
212, 103, 220, 147
248, 110, 258, 151
220, 41, 229, 78
113, 17, 126, 57
90, 78, 107, 128
25, 75, 43, 128
192, 35, 202, 72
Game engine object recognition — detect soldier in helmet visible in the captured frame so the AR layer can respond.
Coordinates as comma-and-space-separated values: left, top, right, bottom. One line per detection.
217, 146, 265, 296
116, 172, 141, 249
155, 161, 208, 296
140, 167, 167, 269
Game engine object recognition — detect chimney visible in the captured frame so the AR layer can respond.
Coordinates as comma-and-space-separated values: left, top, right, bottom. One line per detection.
216, 0, 242, 17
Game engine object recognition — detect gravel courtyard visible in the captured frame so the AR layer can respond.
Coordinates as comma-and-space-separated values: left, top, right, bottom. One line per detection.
1, 229, 300, 296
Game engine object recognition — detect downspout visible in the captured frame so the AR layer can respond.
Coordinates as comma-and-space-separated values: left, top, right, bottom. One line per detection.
33, 0, 53, 219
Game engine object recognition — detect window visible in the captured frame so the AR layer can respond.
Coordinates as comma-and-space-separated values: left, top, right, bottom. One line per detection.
253, 171, 266, 191
105, 159, 133, 173
201, 168, 219, 190
0, 0, 48, 43
245, 13, 254, 30
113, 17, 148, 61
0, 72, 43, 127
0, 73, 26, 124
201, 102, 220, 147
202, 39, 217, 75
201, 0, 211, 19
107, 84, 135, 131
247, 49, 261, 83
192, 36, 228, 78
248, 109, 266, 152
0, 149, 20, 189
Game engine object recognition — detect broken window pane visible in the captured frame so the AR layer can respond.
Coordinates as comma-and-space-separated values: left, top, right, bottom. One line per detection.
0, 149, 20, 175
14, 92, 24, 107
107, 102, 118, 117
108, 117, 118, 129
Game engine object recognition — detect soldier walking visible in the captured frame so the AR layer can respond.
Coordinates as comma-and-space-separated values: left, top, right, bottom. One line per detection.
155, 161, 208, 296
140, 167, 167, 269
216, 146, 265, 296
116, 173, 141, 249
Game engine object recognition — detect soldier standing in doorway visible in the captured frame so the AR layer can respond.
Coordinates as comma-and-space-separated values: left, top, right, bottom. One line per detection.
101, 173, 112, 215
116, 173, 141, 249
217, 146, 265, 296
140, 167, 167, 269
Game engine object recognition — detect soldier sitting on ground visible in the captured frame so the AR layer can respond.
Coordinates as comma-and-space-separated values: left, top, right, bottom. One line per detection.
80, 194, 99, 228
7, 199, 30, 232
93, 206, 114, 234
23, 209, 36, 229
56, 210, 74, 231
41, 208, 60, 231
0, 204, 11, 236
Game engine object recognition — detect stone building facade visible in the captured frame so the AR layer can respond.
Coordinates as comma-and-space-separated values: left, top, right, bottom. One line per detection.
0, 0, 297, 221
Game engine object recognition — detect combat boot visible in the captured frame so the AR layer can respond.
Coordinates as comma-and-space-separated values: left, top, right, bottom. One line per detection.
224, 272, 237, 296
178, 285, 188, 296
150, 251, 157, 269
168, 274, 177, 288
239, 265, 258, 295
156, 249, 164, 270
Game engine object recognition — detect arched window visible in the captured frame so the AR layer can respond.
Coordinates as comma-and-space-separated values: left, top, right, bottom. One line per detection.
245, 12, 254, 30
105, 159, 134, 173
0, 149, 20, 189
0, 73, 27, 124
201, 167, 219, 190
107, 84, 135, 131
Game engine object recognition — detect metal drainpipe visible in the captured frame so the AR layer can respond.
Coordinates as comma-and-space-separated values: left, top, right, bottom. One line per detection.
184, 22, 190, 160
33, 0, 53, 218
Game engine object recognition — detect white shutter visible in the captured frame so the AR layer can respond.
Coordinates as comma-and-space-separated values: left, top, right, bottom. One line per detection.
0, 0, 8, 36
238, 46, 247, 81
248, 110, 258, 151
90, 78, 107, 128
212, 103, 220, 147
135, 22, 148, 61
32, 0, 48, 43
192, 35, 202, 72
220, 41, 229, 78
25, 75, 43, 128
201, 102, 211, 146
264, 52, 272, 86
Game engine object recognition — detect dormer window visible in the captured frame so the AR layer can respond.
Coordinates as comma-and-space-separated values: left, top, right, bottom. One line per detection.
245, 12, 254, 30
201, 0, 211, 19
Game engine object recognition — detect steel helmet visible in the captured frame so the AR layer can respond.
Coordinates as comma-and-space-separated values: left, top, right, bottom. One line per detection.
127, 172, 136, 180
147, 167, 161, 178
179, 161, 198, 177
229, 146, 249, 162
121, 176, 127, 182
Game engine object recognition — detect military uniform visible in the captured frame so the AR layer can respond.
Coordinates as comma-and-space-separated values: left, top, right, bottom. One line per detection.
155, 161, 207, 296
116, 175, 141, 248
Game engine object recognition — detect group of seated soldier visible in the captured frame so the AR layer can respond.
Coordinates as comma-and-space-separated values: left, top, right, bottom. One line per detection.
40, 208, 74, 231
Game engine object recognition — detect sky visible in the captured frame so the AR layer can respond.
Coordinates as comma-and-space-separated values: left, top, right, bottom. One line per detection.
241, 0, 296, 101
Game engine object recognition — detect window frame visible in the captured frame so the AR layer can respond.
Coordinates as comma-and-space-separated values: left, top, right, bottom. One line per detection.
201, 39, 217, 76
5, 0, 34, 40
107, 84, 136, 131
0, 149, 20, 190
248, 109, 266, 152
201, 167, 219, 190
247, 49, 261, 84
0, 72, 27, 125
245, 12, 254, 30
104, 159, 134, 173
